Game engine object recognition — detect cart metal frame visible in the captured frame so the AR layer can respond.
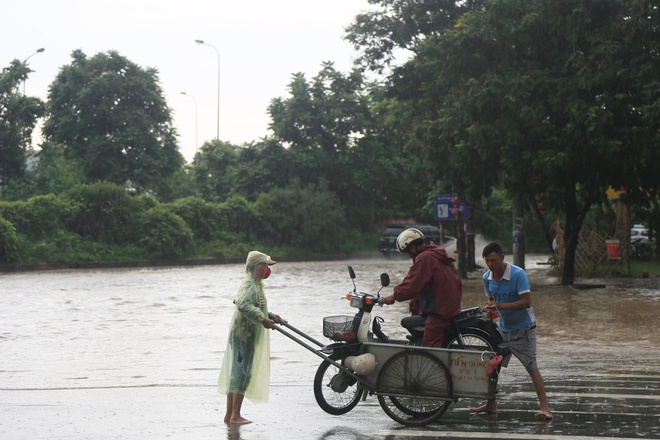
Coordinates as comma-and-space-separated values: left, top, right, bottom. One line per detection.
272, 319, 498, 426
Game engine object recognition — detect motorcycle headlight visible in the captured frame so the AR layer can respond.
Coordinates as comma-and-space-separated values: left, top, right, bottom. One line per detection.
349, 295, 364, 308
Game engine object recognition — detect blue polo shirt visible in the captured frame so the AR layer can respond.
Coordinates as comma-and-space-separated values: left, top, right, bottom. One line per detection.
483, 263, 535, 332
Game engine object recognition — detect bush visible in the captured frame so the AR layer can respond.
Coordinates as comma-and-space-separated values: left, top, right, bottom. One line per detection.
220, 195, 259, 239
166, 196, 227, 241
137, 206, 195, 259
64, 182, 145, 244
0, 194, 79, 240
0, 216, 20, 263
253, 185, 347, 252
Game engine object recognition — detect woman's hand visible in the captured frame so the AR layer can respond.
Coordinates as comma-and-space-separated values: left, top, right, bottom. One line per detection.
271, 314, 287, 325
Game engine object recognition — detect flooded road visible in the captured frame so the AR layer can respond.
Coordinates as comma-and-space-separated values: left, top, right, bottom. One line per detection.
1, 255, 659, 439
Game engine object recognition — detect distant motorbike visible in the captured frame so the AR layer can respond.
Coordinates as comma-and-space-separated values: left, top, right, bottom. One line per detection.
631, 234, 656, 259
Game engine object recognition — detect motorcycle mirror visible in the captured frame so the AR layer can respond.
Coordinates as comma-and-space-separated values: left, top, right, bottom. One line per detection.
377, 273, 390, 298
380, 273, 390, 287
347, 266, 357, 293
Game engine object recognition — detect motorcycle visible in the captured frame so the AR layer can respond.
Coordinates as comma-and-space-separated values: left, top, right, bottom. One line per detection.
312, 265, 502, 416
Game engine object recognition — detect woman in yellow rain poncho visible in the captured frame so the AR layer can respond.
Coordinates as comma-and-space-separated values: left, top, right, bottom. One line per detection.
218, 251, 285, 425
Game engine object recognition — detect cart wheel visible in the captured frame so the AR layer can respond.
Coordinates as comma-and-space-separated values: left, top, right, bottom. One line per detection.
313, 354, 363, 415
376, 350, 452, 426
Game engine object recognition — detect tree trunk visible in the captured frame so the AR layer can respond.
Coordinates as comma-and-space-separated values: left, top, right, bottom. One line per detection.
560, 176, 599, 285
533, 207, 555, 253
512, 189, 525, 269
561, 221, 578, 285
456, 213, 467, 279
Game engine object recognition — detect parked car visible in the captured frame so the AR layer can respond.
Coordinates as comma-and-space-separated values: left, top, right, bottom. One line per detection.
378, 224, 456, 256
631, 224, 656, 258
631, 225, 653, 242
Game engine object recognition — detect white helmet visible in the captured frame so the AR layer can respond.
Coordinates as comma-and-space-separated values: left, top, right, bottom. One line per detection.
396, 228, 425, 253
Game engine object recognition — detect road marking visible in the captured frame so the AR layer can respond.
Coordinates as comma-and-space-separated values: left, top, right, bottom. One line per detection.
510, 391, 660, 400
451, 408, 652, 417
545, 385, 659, 391
586, 373, 660, 379
545, 410, 652, 416
375, 431, 648, 439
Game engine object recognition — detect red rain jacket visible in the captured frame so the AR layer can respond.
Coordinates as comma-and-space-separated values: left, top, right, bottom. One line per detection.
393, 242, 462, 320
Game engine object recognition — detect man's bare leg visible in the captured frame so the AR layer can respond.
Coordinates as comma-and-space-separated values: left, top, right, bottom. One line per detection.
529, 369, 553, 420
470, 399, 498, 414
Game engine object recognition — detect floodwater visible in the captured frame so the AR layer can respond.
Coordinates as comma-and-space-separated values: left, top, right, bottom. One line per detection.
1, 255, 659, 439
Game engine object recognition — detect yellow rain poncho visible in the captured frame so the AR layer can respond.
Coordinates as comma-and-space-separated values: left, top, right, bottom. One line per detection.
218, 263, 272, 402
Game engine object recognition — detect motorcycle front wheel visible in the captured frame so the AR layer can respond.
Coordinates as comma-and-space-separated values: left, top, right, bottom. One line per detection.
313, 353, 363, 415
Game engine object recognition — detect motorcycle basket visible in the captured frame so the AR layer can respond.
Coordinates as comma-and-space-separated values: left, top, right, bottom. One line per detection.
323, 315, 359, 342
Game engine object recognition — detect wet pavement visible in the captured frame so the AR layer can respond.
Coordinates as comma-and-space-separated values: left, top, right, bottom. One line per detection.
1, 255, 659, 439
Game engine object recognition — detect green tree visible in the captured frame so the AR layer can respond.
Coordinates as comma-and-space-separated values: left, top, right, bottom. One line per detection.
42, 50, 184, 194
0, 59, 45, 187
253, 184, 347, 252
268, 63, 369, 192
192, 139, 241, 202
0, 215, 20, 263
2, 142, 85, 200
268, 63, 423, 228
155, 164, 200, 202
345, 0, 484, 72
230, 138, 291, 201
350, 0, 659, 284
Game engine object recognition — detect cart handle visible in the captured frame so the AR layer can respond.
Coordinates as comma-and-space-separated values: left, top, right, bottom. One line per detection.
269, 312, 325, 347
270, 324, 369, 388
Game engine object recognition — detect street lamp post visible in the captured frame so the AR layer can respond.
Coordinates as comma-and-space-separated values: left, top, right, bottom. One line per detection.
180, 92, 198, 155
194, 39, 220, 140
23, 47, 45, 95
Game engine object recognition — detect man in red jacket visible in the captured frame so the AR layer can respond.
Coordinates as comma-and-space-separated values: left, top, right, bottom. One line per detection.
382, 228, 462, 347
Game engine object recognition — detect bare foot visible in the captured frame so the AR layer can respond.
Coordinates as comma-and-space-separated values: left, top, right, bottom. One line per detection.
224, 416, 230, 424
535, 410, 553, 420
470, 404, 498, 414
230, 417, 253, 425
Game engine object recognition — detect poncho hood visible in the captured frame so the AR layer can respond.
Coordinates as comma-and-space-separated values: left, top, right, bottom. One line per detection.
415, 242, 455, 265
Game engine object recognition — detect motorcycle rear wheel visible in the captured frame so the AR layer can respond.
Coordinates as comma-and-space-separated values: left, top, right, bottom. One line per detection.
313, 354, 363, 415
445, 328, 499, 352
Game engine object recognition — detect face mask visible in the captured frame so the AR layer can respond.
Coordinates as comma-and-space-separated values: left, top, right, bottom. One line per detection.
256, 265, 271, 279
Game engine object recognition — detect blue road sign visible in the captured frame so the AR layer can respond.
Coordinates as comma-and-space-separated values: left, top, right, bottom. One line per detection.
435, 194, 468, 221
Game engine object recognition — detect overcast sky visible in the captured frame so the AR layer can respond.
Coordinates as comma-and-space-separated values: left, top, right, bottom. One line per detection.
3, 0, 378, 162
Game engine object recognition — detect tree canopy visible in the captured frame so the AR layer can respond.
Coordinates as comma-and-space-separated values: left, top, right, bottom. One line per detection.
42, 50, 184, 193
0, 59, 45, 186
348, 0, 660, 284
268, 62, 427, 228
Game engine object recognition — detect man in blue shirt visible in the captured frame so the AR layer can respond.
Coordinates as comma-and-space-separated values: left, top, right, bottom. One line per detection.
470, 242, 553, 420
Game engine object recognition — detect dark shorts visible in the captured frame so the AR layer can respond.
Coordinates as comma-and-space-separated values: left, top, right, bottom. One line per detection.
500, 323, 538, 372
